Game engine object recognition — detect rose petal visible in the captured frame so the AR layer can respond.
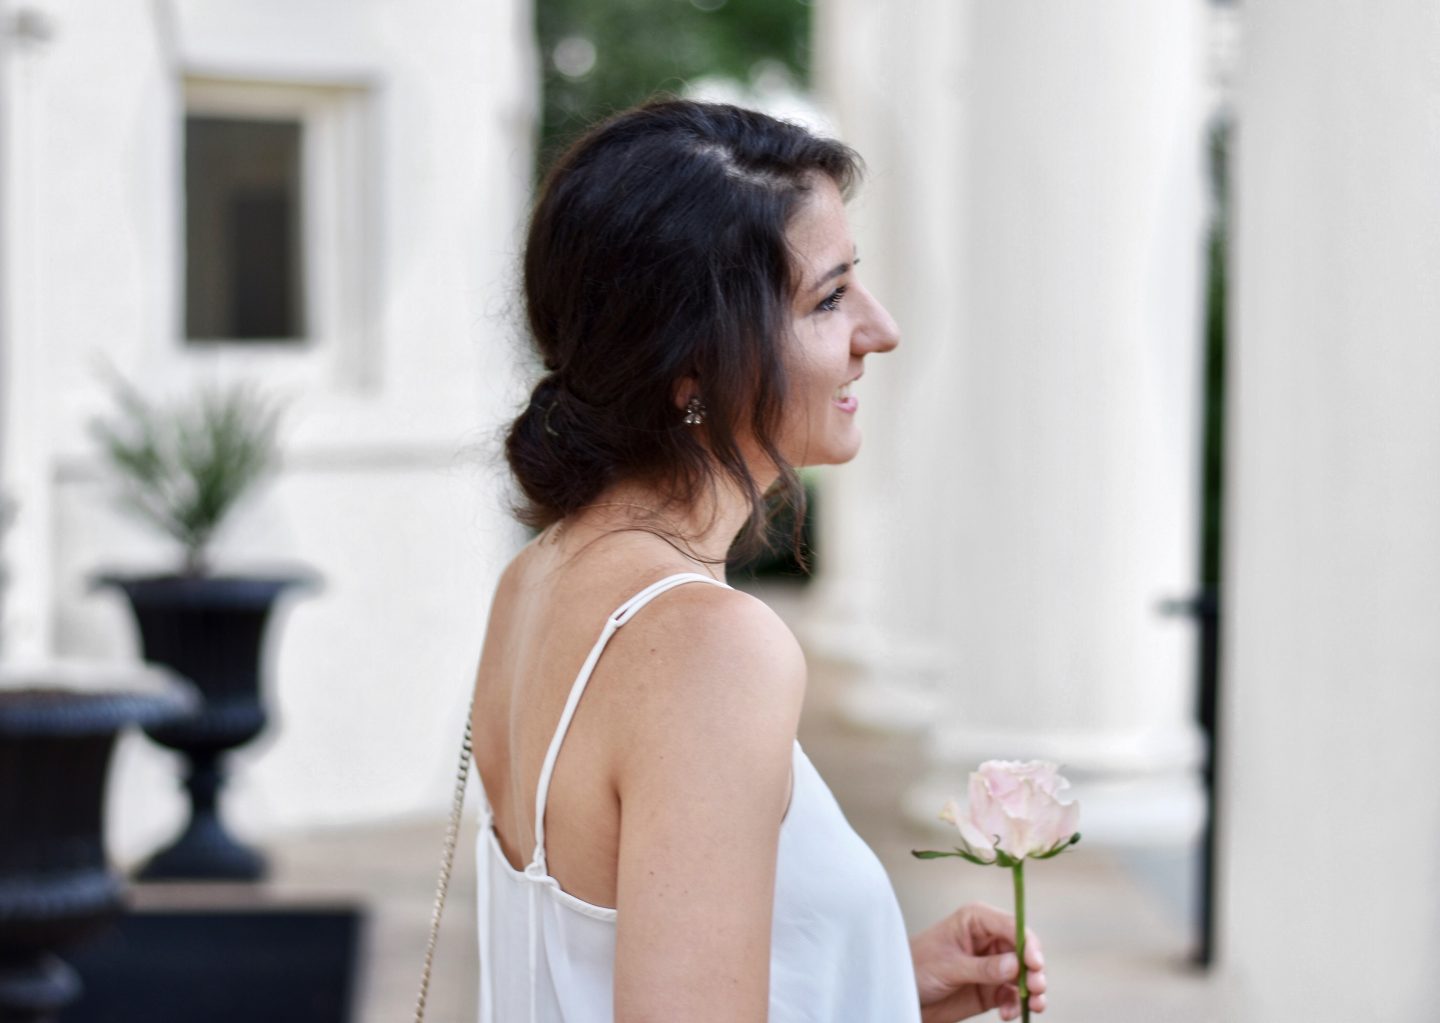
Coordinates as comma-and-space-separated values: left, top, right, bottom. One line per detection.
969, 773, 1012, 850
1026, 792, 1075, 852
939, 798, 961, 827
957, 818, 998, 861
963, 760, 1081, 859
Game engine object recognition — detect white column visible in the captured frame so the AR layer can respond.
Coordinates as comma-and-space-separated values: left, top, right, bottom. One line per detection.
902, 0, 1211, 846
1218, 2, 1440, 1018
807, 0, 970, 732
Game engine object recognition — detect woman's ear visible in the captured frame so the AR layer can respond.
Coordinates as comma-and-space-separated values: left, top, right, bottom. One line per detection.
672, 375, 700, 413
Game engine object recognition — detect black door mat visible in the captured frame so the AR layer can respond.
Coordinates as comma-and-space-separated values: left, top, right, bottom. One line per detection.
59, 906, 364, 1023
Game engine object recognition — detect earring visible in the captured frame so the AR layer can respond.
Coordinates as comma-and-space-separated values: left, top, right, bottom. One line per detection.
682, 395, 707, 426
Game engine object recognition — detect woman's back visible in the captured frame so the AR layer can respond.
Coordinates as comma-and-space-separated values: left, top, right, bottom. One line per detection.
468, 530, 921, 1021
470, 534, 682, 910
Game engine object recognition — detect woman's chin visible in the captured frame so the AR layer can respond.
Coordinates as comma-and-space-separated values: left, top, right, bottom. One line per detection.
797, 434, 863, 469
831, 426, 864, 464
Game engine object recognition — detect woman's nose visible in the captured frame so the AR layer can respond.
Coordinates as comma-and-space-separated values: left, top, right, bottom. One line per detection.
856, 291, 900, 354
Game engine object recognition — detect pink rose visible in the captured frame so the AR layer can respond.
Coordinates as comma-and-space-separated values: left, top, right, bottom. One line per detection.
940, 760, 1080, 864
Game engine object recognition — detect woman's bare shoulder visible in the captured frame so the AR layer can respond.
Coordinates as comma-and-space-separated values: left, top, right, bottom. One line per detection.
638, 579, 802, 655
603, 581, 807, 777
614, 580, 806, 690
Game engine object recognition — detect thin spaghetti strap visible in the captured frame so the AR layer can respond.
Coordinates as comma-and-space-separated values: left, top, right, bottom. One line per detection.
529, 572, 727, 867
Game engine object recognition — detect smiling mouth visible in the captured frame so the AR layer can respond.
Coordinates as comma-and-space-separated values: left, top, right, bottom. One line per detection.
832, 379, 859, 412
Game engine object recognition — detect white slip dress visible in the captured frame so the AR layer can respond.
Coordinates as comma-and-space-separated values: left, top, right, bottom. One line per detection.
474, 572, 922, 1022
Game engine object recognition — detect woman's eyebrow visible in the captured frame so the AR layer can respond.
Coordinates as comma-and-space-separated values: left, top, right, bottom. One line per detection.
808, 250, 859, 293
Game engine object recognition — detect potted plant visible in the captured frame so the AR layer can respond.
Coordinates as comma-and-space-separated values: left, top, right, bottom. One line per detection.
88, 373, 316, 881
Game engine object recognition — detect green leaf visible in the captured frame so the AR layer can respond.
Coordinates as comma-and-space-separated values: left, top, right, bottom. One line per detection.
955, 850, 998, 867
1031, 833, 1082, 860
912, 848, 997, 867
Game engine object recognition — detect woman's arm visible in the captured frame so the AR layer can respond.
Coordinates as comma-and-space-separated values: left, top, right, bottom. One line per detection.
610, 587, 807, 1023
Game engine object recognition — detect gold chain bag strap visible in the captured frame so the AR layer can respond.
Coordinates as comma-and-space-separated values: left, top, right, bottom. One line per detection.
413, 701, 474, 1023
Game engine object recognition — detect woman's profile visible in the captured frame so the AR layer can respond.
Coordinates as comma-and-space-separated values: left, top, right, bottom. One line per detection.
467, 97, 1048, 1022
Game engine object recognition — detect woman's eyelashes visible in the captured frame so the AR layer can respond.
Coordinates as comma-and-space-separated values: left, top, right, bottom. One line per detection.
817, 284, 848, 313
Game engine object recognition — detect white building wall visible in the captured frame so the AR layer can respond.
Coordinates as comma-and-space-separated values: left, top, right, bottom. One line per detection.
1219, 2, 1440, 1017
0, 0, 538, 861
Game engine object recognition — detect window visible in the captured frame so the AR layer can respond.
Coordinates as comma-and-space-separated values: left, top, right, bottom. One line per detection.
185, 115, 305, 341
179, 77, 374, 387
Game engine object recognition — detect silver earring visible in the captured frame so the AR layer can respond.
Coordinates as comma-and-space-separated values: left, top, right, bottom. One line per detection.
683, 395, 707, 426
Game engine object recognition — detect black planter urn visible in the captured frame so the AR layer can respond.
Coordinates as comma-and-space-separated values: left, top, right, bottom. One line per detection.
93, 573, 316, 882
0, 670, 195, 1023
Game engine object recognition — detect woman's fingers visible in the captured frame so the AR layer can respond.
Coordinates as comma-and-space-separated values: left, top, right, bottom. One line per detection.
1024, 930, 1045, 971
961, 902, 1046, 971
996, 986, 1048, 1020
952, 951, 1018, 988
949, 948, 1031, 991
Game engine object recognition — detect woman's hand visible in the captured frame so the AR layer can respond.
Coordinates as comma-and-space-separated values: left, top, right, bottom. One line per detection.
909, 902, 1048, 1023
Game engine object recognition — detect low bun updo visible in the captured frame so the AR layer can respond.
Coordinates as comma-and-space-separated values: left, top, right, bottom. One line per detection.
504, 96, 862, 561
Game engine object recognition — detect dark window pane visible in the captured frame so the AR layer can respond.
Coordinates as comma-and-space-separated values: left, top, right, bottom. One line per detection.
185, 116, 305, 341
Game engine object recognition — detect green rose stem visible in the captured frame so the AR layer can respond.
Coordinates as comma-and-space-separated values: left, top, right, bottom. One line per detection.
1012, 860, 1029, 1023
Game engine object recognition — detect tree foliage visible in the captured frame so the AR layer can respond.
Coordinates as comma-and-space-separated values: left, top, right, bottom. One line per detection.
535, 0, 812, 175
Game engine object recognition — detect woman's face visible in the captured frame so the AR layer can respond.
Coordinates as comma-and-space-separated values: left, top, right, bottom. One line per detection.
777, 175, 900, 468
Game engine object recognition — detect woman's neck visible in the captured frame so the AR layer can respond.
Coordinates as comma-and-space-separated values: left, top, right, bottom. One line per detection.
556, 474, 765, 581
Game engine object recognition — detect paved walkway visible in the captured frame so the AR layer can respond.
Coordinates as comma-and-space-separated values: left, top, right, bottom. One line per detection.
133, 587, 1232, 1022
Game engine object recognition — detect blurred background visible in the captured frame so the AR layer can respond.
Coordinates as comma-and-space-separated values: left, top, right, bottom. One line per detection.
2, 1, 1437, 1021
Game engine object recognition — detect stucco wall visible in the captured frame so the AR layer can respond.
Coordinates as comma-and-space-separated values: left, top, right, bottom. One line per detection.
0, 0, 539, 860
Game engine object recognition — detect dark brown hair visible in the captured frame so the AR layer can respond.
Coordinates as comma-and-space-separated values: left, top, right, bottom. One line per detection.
505, 96, 862, 561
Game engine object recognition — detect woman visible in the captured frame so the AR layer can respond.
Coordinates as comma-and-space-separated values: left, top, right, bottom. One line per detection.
469, 98, 1048, 1022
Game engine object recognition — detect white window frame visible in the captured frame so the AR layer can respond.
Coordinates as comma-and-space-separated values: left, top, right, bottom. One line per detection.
177, 75, 376, 392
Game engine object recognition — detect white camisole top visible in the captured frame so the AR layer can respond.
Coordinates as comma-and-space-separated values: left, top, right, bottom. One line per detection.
474, 572, 921, 1022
